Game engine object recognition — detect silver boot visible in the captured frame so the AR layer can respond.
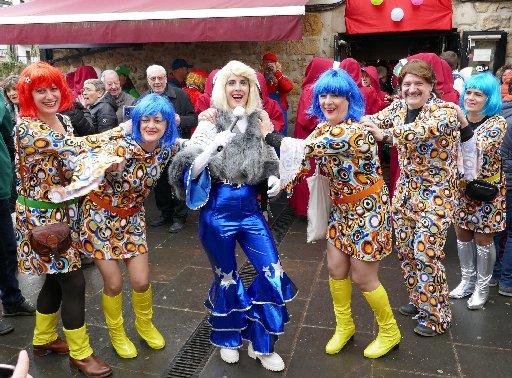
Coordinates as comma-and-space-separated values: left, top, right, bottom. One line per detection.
467, 243, 496, 310
449, 240, 476, 299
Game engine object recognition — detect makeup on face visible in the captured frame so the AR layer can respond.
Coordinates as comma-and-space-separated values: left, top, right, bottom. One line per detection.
31, 85, 61, 115
225, 74, 249, 109
139, 113, 167, 151
319, 93, 349, 126
464, 88, 487, 115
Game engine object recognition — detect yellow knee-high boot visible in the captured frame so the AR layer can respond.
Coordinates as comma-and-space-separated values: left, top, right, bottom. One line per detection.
132, 286, 165, 349
63, 324, 94, 360
33, 311, 69, 356
102, 292, 137, 358
362, 284, 401, 359
325, 277, 356, 355
64, 325, 112, 377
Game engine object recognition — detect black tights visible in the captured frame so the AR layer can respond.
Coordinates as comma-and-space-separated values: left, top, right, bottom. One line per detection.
37, 269, 85, 330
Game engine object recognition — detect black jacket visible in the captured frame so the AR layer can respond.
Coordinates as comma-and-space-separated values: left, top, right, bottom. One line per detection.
89, 93, 118, 133
499, 101, 512, 190
61, 101, 96, 136
139, 85, 197, 138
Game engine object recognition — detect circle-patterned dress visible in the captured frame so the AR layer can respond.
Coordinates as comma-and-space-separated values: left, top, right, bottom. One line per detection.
286, 120, 392, 262
456, 115, 507, 233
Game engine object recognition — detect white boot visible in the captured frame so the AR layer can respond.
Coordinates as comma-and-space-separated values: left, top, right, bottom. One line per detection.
467, 242, 496, 310
449, 240, 477, 299
248, 342, 285, 372
220, 348, 239, 364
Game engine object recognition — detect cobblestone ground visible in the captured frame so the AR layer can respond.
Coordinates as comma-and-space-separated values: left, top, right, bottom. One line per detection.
1, 194, 511, 377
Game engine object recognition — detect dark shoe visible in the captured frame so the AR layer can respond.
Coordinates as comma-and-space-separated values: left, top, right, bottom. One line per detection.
3, 299, 36, 317
168, 219, 185, 233
498, 285, 512, 297
413, 324, 438, 337
0, 319, 14, 335
33, 337, 69, 356
70, 354, 112, 377
399, 303, 419, 317
150, 215, 171, 227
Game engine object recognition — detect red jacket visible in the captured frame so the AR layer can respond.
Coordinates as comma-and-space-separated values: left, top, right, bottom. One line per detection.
265, 70, 293, 110
257, 72, 285, 133
408, 53, 459, 104
341, 58, 383, 115
294, 57, 333, 139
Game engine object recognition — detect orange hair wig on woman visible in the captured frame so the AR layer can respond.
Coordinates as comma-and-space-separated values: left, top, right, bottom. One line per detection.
17, 61, 72, 118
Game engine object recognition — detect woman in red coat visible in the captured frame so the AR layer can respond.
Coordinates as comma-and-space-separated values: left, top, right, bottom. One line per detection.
289, 57, 333, 217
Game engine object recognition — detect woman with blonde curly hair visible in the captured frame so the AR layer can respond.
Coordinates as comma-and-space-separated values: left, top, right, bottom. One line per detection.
170, 60, 296, 372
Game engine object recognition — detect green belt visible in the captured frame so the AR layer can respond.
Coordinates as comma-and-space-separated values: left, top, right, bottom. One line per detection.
17, 195, 79, 209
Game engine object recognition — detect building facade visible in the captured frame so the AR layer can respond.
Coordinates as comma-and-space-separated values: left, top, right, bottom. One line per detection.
50, 0, 511, 132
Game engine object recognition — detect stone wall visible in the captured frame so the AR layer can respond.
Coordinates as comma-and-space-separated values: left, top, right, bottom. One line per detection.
454, 0, 512, 63
53, 1, 510, 133
53, 9, 341, 133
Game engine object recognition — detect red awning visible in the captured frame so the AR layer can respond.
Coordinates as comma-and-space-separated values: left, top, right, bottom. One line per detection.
0, 0, 307, 44
345, 0, 452, 35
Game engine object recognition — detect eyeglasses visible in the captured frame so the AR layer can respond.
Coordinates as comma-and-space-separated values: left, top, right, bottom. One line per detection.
148, 75, 166, 82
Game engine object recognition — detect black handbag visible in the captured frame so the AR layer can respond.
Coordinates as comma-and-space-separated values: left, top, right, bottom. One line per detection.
465, 163, 502, 202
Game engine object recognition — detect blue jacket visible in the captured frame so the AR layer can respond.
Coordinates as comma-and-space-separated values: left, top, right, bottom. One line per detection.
499, 101, 512, 190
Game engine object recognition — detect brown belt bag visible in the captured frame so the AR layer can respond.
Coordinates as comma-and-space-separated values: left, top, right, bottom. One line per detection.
30, 222, 72, 258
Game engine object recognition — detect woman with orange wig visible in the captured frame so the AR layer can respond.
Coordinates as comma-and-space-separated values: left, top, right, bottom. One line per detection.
15, 62, 125, 377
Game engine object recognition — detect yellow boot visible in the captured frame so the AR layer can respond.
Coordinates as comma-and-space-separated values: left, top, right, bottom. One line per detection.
325, 277, 356, 355
362, 284, 401, 358
102, 292, 137, 358
64, 324, 112, 377
33, 311, 69, 356
132, 286, 165, 349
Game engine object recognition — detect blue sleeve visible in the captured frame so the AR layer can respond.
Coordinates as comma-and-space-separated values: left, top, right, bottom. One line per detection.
184, 165, 211, 209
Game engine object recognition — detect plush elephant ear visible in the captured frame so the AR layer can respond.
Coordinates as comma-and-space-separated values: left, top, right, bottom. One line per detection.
184, 166, 211, 210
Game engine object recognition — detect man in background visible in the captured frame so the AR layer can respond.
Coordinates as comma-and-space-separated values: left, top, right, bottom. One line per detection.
169, 58, 193, 88
141, 65, 197, 232
101, 70, 135, 124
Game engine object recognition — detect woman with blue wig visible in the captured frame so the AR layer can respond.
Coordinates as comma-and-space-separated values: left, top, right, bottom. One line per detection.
49, 93, 179, 358
451, 73, 507, 309
264, 66, 401, 359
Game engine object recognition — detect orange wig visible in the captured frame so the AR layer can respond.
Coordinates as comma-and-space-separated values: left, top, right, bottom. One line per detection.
17, 61, 72, 118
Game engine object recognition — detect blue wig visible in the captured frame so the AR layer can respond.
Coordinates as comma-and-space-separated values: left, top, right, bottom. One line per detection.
460, 73, 502, 116
309, 68, 365, 122
131, 93, 177, 148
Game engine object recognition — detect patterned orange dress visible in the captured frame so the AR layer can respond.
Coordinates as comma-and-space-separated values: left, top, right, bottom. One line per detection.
79, 141, 173, 260
15, 117, 125, 275
456, 115, 507, 233
286, 120, 392, 261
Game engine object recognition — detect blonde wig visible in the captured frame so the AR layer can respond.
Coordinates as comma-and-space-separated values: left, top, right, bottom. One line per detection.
211, 60, 261, 115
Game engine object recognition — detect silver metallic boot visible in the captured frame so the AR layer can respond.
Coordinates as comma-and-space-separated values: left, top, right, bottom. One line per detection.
467, 242, 496, 310
449, 240, 476, 299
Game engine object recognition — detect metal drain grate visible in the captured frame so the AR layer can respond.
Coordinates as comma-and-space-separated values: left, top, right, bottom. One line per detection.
163, 205, 296, 377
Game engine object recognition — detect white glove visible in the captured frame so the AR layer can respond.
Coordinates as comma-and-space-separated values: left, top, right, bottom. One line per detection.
267, 175, 281, 197
191, 130, 236, 179
208, 130, 236, 154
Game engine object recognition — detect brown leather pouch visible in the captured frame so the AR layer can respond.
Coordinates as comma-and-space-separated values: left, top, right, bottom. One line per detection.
29, 222, 72, 258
